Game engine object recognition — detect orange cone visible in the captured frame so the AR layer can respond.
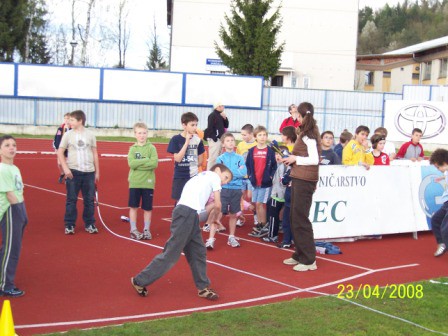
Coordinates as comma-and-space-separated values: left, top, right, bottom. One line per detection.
0, 300, 17, 336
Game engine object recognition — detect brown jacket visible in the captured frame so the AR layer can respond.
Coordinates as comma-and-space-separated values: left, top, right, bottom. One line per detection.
290, 129, 321, 182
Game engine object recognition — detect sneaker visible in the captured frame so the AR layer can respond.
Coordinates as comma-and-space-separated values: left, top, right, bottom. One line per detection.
85, 225, 98, 234
198, 287, 219, 301
227, 236, 240, 248
142, 229, 152, 240
58, 174, 65, 184
131, 229, 143, 240
0, 288, 25, 297
283, 257, 299, 265
65, 226, 75, 235
277, 242, 291, 249
434, 243, 446, 257
120, 215, 130, 222
236, 215, 245, 227
252, 222, 264, 231
293, 261, 317, 272
205, 238, 215, 250
131, 277, 148, 297
248, 227, 268, 238
262, 236, 278, 243
202, 224, 211, 232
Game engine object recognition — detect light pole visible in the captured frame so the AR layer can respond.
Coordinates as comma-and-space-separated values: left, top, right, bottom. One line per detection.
70, 40, 78, 66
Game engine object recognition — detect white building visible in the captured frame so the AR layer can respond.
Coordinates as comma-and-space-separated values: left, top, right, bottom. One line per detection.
167, 0, 359, 90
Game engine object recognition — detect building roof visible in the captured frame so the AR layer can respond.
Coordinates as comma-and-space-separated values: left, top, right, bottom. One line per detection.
383, 35, 448, 55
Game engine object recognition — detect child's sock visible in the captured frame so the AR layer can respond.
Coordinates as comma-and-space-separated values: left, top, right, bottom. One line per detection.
130, 221, 137, 232
144, 221, 151, 231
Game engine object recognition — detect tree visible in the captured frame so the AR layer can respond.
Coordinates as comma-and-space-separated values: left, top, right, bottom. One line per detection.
113, 0, 130, 68
0, 0, 28, 62
146, 21, 167, 70
214, 0, 285, 81
21, 0, 51, 64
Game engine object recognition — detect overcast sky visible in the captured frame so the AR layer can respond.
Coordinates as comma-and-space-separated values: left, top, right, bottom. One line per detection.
46, 0, 404, 69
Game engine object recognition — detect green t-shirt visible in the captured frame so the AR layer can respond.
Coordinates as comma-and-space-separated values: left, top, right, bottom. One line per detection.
0, 163, 24, 219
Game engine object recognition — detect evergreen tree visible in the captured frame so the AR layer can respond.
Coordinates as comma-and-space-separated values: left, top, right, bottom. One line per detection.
214, 0, 285, 81
146, 23, 167, 70
21, 0, 51, 64
0, 0, 28, 62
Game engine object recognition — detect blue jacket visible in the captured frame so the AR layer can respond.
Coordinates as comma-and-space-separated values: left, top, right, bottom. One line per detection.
246, 146, 277, 188
281, 168, 292, 207
216, 151, 247, 189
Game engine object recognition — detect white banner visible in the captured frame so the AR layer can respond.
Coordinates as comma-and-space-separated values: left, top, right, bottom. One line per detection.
384, 100, 448, 144
311, 164, 442, 239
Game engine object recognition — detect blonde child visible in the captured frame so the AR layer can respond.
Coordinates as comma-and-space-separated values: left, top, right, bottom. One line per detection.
205, 133, 247, 249
127, 122, 159, 240
246, 126, 277, 233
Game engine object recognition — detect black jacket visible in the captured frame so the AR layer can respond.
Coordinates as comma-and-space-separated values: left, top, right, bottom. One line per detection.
204, 110, 229, 141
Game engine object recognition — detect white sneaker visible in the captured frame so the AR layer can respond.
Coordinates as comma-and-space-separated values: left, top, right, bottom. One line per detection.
293, 261, 317, 272
434, 243, 446, 257
202, 224, 211, 232
227, 236, 240, 248
130, 229, 143, 240
205, 238, 215, 250
283, 258, 299, 265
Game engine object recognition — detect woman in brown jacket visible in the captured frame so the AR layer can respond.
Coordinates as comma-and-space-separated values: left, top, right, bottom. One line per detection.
281, 102, 321, 272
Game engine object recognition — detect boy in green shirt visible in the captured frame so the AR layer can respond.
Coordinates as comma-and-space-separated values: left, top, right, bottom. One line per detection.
127, 122, 159, 240
0, 135, 28, 297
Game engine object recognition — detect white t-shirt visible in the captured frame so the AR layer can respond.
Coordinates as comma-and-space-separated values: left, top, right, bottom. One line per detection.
59, 128, 97, 172
178, 171, 221, 211
383, 141, 396, 156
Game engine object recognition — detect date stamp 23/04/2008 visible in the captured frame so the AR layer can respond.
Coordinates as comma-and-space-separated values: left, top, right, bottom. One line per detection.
336, 284, 424, 299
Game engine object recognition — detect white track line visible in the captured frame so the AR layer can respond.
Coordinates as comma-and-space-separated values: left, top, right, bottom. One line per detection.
15, 263, 420, 330
24, 184, 172, 210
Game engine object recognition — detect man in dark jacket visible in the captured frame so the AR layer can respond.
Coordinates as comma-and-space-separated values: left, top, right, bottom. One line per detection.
204, 103, 229, 169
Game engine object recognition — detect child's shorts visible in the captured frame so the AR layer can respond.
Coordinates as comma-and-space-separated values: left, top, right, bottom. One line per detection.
252, 186, 272, 204
171, 177, 190, 201
129, 188, 153, 211
242, 179, 254, 191
221, 189, 242, 215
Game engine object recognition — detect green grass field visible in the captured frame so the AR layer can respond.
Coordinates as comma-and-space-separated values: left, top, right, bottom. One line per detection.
43, 278, 448, 336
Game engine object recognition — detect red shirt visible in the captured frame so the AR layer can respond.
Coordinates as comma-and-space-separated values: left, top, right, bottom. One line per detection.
373, 152, 390, 165
253, 147, 268, 186
279, 117, 300, 132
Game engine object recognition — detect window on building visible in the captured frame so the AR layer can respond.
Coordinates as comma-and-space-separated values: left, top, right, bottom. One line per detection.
271, 75, 284, 87
383, 71, 391, 78
365, 71, 374, 85
210, 71, 226, 75
439, 58, 447, 78
423, 61, 432, 80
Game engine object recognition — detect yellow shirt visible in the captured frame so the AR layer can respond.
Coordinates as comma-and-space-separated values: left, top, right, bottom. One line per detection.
342, 140, 374, 165
236, 140, 257, 159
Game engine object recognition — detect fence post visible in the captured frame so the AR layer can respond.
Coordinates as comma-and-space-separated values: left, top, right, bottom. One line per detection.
153, 105, 157, 130
265, 87, 271, 132
322, 90, 328, 131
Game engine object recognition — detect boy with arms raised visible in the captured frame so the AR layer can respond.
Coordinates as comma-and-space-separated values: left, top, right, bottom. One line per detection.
167, 112, 205, 201
205, 133, 247, 249
342, 125, 374, 170
131, 164, 232, 300
0, 135, 28, 297
246, 126, 277, 233
127, 122, 158, 240
58, 110, 100, 235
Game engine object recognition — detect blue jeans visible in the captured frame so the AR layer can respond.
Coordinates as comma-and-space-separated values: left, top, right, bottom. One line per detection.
64, 170, 95, 228
432, 201, 448, 245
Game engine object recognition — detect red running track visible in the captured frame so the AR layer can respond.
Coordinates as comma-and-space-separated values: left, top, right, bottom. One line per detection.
1, 139, 446, 335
